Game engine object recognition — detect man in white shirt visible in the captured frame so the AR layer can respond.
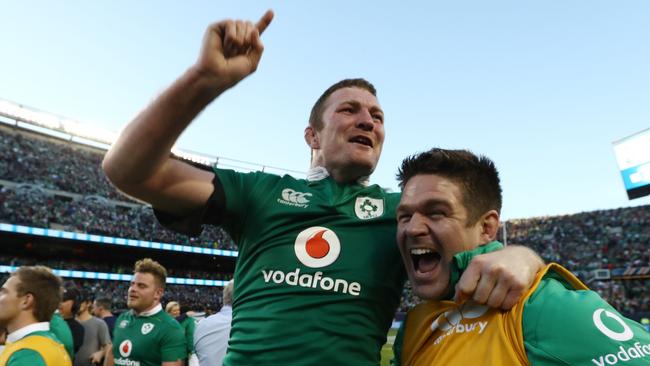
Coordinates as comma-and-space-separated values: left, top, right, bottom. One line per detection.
194, 281, 233, 366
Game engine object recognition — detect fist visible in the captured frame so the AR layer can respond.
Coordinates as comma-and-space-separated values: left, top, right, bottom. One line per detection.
196, 10, 274, 89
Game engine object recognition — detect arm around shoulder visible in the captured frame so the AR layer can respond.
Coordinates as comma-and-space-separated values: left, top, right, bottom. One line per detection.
523, 275, 650, 365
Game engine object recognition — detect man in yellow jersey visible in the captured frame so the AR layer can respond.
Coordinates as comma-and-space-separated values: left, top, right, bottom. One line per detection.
392, 148, 650, 366
0, 266, 72, 366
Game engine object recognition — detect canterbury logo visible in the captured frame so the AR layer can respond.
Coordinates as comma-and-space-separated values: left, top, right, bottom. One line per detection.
431, 302, 489, 345
278, 188, 312, 208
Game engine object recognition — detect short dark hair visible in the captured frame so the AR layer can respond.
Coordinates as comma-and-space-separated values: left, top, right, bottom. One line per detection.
13, 266, 63, 322
94, 297, 112, 311
308, 78, 376, 131
134, 258, 167, 289
397, 148, 502, 225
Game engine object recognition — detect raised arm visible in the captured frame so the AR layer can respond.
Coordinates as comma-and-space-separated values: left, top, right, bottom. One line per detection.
102, 11, 274, 215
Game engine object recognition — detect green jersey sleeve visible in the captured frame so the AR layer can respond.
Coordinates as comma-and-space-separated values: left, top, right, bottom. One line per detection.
160, 322, 188, 362
7, 349, 46, 366
213, 168, 278, 242
523, 273, 650, 365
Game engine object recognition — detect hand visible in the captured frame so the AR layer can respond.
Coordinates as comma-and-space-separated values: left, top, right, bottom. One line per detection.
454, 245, 544, 310
195, 10, 274, 89
90, 349, 104, 364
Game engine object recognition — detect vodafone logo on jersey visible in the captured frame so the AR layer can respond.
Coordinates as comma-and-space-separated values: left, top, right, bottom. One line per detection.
593, 308, 634, 342
260, 226, 362, 296
294, 226, 341, 268
119, 340, 133, 357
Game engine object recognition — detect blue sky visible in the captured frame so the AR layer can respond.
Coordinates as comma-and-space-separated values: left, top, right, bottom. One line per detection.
2, 1, 649, 220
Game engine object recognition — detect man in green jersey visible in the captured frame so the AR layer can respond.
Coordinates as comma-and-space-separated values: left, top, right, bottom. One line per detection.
102, 10, 544, 365
392, 148, 650, 365
107, 259, 186, 366
0, 266, 71, 366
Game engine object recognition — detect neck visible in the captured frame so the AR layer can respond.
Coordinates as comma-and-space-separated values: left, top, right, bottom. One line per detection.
134, 302, 160, 316
310, 161, 368, 184
7, 314, 37, 334
76, 311, 91, 322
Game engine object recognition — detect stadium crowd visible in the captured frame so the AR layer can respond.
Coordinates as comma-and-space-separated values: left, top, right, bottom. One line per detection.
504, 205, 650, 272
0, 273, 225, 313
0, 255, 230, 281
0, 185, 236, 250
1, 127, 649, 319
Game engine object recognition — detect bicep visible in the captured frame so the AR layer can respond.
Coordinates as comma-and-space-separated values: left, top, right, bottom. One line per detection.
133, 159, 216, 216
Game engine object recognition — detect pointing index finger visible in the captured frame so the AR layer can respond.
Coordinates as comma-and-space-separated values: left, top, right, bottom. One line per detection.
256, 9, 274, 35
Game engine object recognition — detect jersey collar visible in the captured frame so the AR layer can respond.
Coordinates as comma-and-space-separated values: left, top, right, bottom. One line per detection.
134, 303, 163, 317
7, 322, 50, 343
307, 166, 369, 187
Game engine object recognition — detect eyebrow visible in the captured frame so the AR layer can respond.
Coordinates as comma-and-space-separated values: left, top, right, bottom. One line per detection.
338, 100, 384, 115
398, 198, 452, 213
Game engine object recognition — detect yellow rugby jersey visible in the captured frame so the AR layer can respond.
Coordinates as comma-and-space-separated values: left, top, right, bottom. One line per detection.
0, 334, 72, 366
400, 264, 583, 366
396, 243, 650, 365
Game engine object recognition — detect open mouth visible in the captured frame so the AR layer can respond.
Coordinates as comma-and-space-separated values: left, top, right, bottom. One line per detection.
349, 136, 373, 147
410, 248, 441, 273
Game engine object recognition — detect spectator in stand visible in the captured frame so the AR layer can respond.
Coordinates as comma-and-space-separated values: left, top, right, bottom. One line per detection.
74, 293, 111, 366
91, 298, 116, 338
59, 285, 85, 356
194, 280, 233, 366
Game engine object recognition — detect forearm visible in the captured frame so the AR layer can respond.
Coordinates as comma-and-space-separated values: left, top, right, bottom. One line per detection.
103, 66, 224, 190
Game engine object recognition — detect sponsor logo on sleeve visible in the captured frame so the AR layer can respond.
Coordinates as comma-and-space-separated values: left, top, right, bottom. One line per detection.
355, 197, 384, 220
590, 308, 650, 366
277, 188, 312, 208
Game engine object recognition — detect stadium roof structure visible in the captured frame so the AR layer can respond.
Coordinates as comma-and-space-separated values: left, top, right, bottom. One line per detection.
0, 97, 305, 176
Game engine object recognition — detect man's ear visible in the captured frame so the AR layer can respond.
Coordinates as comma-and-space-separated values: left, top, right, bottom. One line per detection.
479, 210, 500, 244
21, 293, 35, 311
304, 126, 320, 149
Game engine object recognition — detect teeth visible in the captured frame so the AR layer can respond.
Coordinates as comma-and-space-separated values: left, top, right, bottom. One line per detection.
410, 248, 433, 255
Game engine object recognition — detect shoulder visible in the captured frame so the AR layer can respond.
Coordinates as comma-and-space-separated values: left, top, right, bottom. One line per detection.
523, 266, 650, 365
156, 311, 184, 330
7, 348, 46, 366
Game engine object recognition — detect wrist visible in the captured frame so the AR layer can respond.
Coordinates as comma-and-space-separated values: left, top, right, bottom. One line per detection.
186, 65, 231, 98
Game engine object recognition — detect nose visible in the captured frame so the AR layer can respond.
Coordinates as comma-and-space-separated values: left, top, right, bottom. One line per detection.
355, 109, 374, 131
405, 213, 429, 237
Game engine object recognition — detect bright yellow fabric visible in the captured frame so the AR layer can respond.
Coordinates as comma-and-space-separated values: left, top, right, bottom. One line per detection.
401, 263, 587, 366
0, 335, 72, 366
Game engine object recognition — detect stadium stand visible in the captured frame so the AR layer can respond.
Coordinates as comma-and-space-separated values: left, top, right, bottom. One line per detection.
0, 113, 648, 321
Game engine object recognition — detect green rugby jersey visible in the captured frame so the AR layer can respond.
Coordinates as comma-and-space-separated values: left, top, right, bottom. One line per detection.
49, 313, 74, 359
213, 168, 406, 365
112, 306, 186, 366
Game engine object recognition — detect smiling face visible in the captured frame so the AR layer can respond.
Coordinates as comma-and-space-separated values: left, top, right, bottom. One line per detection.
396, 174, 490, 301
306, 87, 384, 182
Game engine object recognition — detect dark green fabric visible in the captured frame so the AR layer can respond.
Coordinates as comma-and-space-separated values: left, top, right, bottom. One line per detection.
50, 313, 74, 359
523, 274, 650, 365
213, 168, 406, 366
